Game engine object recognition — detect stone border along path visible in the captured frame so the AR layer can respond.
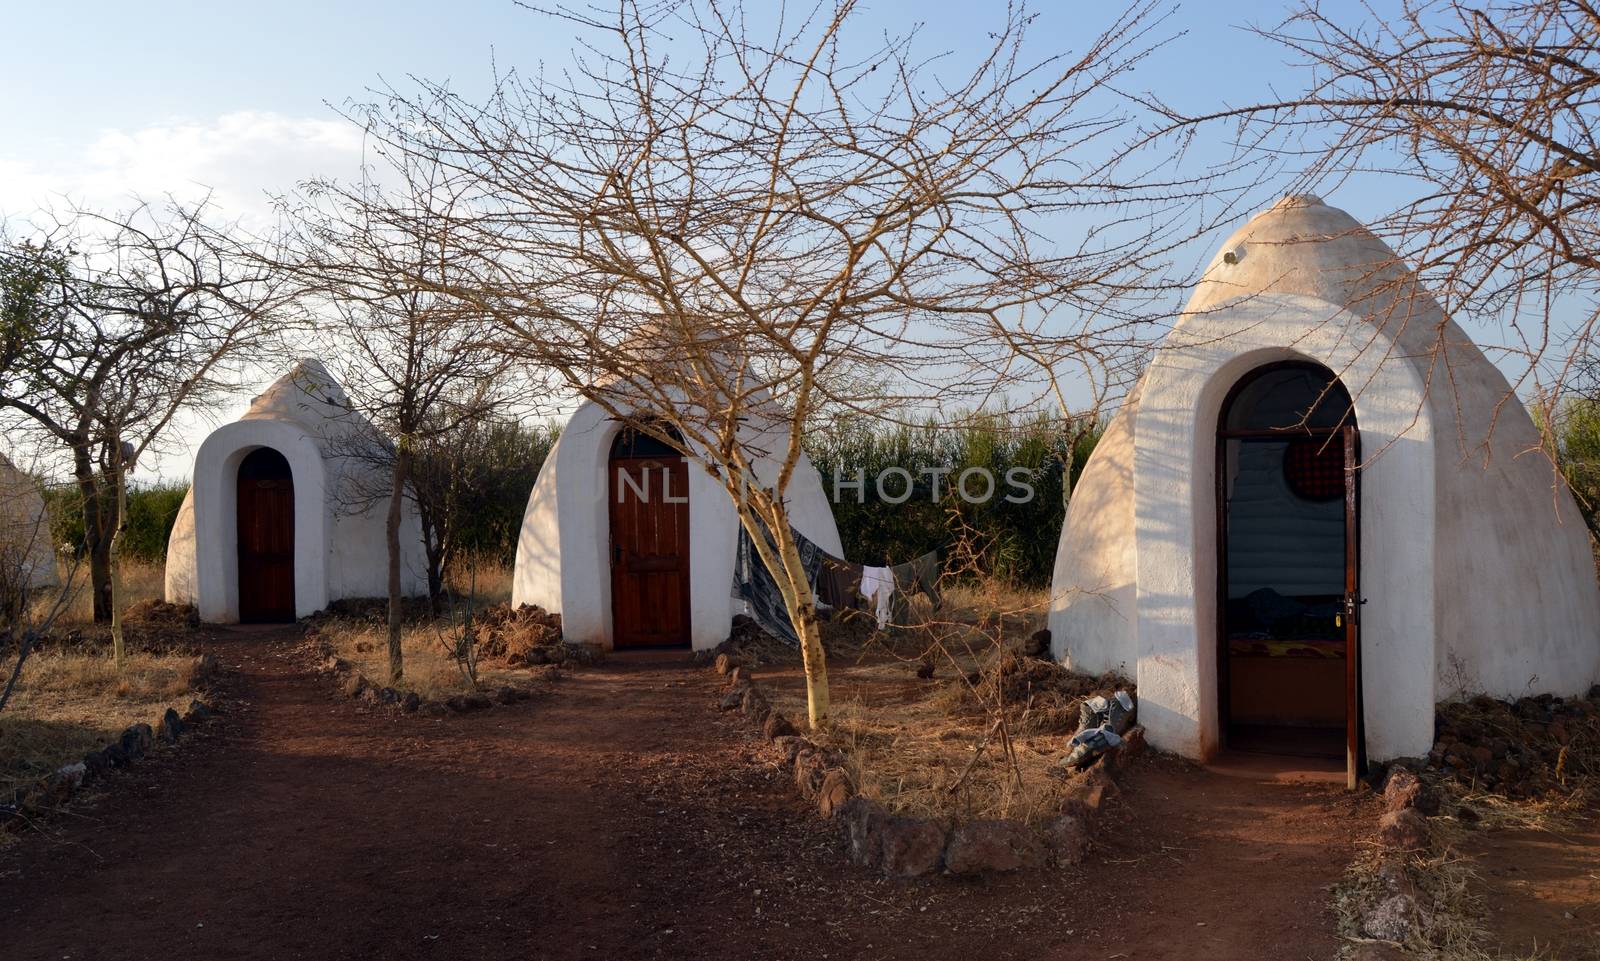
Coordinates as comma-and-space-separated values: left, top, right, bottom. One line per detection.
709, 652, 1149, 877
1, 655, 220, 834
3, 622, 1377, 961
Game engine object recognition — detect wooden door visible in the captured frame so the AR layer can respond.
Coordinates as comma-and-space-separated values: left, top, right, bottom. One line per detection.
609, 454, 691, 648
1342, 424, 1364, 788
237, 447, 295, 623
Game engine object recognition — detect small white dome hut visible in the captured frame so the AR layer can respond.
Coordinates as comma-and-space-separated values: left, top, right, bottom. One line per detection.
0, 451, 60, 595
165, 359, 427, 622
1049, 195, 1600, 771
513, 383, 842, 653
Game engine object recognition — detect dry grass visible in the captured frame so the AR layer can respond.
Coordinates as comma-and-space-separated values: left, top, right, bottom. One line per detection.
4, 557, 205, 797
0, 648, 202, 796
759, 579, 1124, 824
26, 556, 165, 626
314, 562, 554, 698
315, 617, 543, 699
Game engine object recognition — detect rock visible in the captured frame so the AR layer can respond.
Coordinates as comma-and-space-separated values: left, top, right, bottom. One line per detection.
817, 768, 852, 818
944, 819, 1044, 875
342, 673, 370, 698
726, 666, 745, 687
794, 749, 829, 798
1109, 725, 1147, 767
495, 686, 521, 705
376, 687, 400, 705
879, 817, 947, 877
1362, 892, 1420, 942
81, 749, 111, 781
55, 762, 87, 791
420, 700, 449, 718
466, 692, 493, 710
718, 685, 747, 711
714, 653, 734, 675
1377, 808, 1429, 852
740, 686, 771, 722
915, 659, 935, 680
157, 708, 184, 743
1022, 628, 1051, 658
1064, 765, 1119, 812
184, 699, 212, 724
401, 691, 422, 713
102, 741, 131, 769
1468, 745, 1494, 768
1045, 812, 1091, 865
359, 687, 382, 706
1347, 944, 1409, 961
773, 736, 808, 764
1383, 768, 1440, 817
840, 796, 888, 867
119, 723, 153, 761
447, 692, 493, 712
195, 653, 219, 679
762, 712, 798, 740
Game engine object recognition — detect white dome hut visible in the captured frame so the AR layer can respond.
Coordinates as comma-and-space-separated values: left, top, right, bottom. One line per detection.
513, 377, 843, 653
0, 451, 60, 597
165, 359, 427, 622
1049, 195, 1600, 774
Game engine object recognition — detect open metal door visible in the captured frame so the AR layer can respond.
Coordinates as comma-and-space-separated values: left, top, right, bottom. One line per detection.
1341, 424, 1364, 789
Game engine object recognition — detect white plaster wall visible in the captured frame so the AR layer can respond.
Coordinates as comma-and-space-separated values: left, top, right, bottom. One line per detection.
1426, 330, 1600, 700
1048, 405, 1138, 676
0, 454, 60, 591
512, 396, 844, 652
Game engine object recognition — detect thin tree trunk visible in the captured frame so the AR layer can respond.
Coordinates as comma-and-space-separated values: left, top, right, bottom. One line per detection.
72, 445, 113, 623
386, 443, 410, 684
771, 524, 830, 729
109, 464, 128, 670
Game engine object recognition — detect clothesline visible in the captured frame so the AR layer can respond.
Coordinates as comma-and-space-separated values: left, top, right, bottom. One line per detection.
730, 520, 942, 648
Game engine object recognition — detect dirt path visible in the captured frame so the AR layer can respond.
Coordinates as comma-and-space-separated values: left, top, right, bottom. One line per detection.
1, 627, 1372, 961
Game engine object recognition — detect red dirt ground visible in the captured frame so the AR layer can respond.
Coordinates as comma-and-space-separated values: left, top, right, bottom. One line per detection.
1467, 814, 1600, 959
2, 626, 1377, 961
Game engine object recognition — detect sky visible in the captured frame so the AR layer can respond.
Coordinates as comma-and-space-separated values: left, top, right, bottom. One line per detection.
0, 0, 1406, 482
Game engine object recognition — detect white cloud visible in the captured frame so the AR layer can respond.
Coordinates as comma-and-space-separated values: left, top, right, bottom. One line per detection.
0, 110, 366, 228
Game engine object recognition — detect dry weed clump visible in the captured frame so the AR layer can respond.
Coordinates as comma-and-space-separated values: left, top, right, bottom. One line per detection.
939, 649, 1133, 737
1333, 843, 1493, 961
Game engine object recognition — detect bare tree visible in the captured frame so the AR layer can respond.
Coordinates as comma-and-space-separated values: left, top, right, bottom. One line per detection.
345, 0, 1216, 728
280, 154, 522, 684
1149, 0, 1600, 440
0, 203, 290, 666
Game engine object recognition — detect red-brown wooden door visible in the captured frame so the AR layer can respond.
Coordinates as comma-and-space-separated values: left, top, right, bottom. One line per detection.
237, 447, 295, 623
609, 454, 691, 648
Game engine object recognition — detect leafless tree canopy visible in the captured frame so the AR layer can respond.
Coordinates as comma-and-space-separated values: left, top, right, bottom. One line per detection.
0, 202, 294, 629
1156, 0, 1600, 405
323, 0, 1232, 725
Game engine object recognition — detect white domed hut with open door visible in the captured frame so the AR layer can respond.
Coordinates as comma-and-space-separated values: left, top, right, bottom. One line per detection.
165, 359, 427, 622
1049, 195, 1600, 778
0, 451, 60, 602
513, 391, 843, 654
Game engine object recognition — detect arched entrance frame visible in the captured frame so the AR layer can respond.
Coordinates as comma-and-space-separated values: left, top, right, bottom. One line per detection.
191, 420, 328, 623
1131, 292, 1437, 762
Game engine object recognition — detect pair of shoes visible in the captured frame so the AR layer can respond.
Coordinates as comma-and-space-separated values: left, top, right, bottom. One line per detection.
1058, 724, 1123, 770
1078, 690, 1136, 735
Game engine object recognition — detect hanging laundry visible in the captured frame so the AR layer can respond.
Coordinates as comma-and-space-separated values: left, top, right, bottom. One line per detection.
817, 555, 866, 613
730, 521, 825, 647
859, 566, 894, 628
888, 550, 943, 622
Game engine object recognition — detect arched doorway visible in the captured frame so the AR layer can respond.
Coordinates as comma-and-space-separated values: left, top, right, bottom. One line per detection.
1216, 362, 1362, 778
237, 447, 295, 623
608, 424, 691, 648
